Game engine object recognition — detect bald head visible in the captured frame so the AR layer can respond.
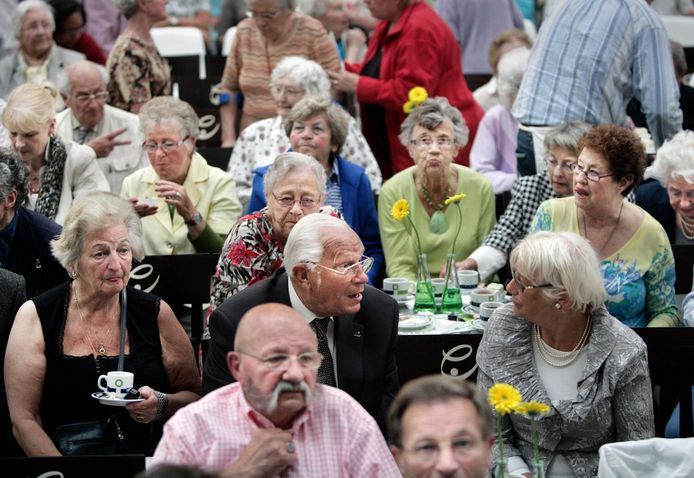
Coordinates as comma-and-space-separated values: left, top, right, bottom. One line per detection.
234, 303, 316, 352
62, 60, 108, 96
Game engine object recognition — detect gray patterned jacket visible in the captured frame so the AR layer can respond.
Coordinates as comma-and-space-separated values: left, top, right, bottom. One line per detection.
477, 303, 654, 478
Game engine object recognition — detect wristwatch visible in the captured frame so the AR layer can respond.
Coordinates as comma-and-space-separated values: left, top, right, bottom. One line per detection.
185, 211, 203, 226
169, 16, 179, 26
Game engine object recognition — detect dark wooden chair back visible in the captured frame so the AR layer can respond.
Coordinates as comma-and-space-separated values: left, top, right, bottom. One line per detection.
129, 254, 219, 352
672, 244, 694, 294
197, 146, 233, 171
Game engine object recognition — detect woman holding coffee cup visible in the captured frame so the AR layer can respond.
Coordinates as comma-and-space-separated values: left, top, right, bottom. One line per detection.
477, 231, 654, 477
5, 192, 201, 456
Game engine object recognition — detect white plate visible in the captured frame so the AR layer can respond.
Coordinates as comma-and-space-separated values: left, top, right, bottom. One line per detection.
91, 392, 144, 407
398, 315, 433, 330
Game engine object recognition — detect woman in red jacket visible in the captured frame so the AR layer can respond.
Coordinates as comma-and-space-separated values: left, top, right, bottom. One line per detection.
329, 0, 483, 179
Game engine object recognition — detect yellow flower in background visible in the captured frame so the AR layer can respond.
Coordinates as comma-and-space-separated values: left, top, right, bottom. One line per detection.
517, 401, 551, 418
408, 86, 428, 104
444, 193, 466, 206
390, 199, 410, 221
488, 383, 522, 415
403, 100, 416, 114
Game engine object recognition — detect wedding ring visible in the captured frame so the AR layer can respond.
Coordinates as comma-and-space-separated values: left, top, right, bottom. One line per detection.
136, 414, 144, 422
286, 441, 295, 453
175, 191, 181, 198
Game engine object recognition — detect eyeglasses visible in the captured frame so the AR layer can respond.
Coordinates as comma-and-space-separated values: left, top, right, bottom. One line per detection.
22, 20, 52, 33
237, 350, 323, 371
307, 256, 373, 276
512, 271, 553, 294
270, 192, 319, 209
570, 163, 614, 182
403, 438, 483, 465
143, 137, 188, 154
543, 155, 576, 173
410, 136, 454, 149
74, 91, 108, 103
246, 10, 280, 20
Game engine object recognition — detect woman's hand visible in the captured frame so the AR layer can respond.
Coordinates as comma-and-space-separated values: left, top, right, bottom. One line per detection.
128, 197, 158, 217
327, 70, 360, 94
154, 180, 196, 221
126, 386, 158, 424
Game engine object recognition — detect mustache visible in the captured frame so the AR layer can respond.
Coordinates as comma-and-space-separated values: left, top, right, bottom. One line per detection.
266, 380, 314, 414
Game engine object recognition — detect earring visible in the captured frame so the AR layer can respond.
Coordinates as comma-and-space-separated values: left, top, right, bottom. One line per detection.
70, 270, 79, 279
554, 303, 562, 310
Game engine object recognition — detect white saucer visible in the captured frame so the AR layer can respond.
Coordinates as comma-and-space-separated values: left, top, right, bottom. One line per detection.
462, 304, 477, 316
398, 315, 433, 330
472, 319, 488, 329
91, 392, 144, 407
395, 294, 415, 304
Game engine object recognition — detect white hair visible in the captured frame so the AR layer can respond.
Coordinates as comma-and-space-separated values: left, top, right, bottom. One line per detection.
58, 60, 109, 96
269, 56, 331, 99
646, 130, 694, 186
510, 231, 607, 312
496, 47, 530, 108
13, 0, 55, 38
283, 214, 348, 273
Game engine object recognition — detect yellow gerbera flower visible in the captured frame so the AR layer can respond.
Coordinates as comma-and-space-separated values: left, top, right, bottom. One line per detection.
488, 383, 522, 415
390, 199, 410, 221
403, 100, 416, 114
444, 193, 466, 206
517, 401, 551, 417
408, 86, 428, 104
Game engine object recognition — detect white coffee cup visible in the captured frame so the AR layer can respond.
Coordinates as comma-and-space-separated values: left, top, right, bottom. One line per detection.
470, 288, 495, 313
479, 301, 504, 321
458, 270, 479, 295
383, 277, 410, 301
98, 371, 134, 399
430, 278, 446, 306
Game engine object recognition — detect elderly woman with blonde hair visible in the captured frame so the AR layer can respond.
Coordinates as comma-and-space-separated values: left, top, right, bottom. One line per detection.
477, 231, 654, 478
1, 83, 109, 225
5, 192, 201, 456
637, 130, 694, 244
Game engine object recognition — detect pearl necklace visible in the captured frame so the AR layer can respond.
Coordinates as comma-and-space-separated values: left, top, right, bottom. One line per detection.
73, 283, 114, 357
533, 318, 592, 368
677, 213, 694, 240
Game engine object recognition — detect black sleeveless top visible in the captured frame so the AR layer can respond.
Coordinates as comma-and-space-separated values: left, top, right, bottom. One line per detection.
34, 283, 170, 455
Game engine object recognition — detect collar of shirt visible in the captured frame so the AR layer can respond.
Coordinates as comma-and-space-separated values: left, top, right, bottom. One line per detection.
71, 110, 102, 137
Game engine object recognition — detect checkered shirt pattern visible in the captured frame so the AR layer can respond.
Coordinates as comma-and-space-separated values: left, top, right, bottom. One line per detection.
151, 383, 401, 477
483, 174, 556, 255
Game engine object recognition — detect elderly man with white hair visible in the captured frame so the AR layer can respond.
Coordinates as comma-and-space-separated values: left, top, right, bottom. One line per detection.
153, 303, 401, 476
0, 0, 85, 98
55, 60, 146, 193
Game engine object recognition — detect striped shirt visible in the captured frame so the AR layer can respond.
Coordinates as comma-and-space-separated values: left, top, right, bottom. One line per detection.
151, 383, 400, 477
512, 0, 682, 147
325, 160, 343, 214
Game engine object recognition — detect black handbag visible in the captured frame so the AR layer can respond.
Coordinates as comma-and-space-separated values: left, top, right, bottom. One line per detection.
55, 416, 126, 455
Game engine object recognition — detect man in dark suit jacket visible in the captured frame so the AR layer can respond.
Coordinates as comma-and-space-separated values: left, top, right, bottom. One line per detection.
0, 269, 26, 456
0, 149, 68, 297
204, 214, 399, 430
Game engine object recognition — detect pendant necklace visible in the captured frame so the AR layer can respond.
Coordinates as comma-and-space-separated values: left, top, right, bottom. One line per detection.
73, 283, 113, 357
581, 201, 624, 256
420, 181, 450, 234
677, 213, 694, 240
534, 317, 592, 368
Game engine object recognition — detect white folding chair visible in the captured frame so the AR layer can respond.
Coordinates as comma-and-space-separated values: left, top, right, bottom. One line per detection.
151, 27, 207, 79
221, 27, 237, 57
661, 15, 694, 47
598, 437, 694, 478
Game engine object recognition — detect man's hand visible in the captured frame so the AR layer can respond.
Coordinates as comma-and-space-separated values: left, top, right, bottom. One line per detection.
221, 428, 297, 478
87, 127, 131, 158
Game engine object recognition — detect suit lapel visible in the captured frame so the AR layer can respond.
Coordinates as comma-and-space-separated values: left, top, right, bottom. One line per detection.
334, 314, 364, 396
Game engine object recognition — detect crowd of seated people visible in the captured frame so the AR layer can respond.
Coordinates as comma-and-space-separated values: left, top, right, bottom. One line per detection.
1, 0, 694, 474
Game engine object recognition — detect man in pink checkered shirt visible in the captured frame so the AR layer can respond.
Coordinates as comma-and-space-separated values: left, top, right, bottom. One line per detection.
151, 303, 400, 477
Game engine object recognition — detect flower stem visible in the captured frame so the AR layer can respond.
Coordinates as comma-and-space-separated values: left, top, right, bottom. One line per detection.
532, 419, 541, 476
407, 215, 423, 255
450, 203, 463, 256
496, 413, 506, 476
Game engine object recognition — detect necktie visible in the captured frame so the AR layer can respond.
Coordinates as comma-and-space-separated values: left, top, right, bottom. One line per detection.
75, 126, 93, 144
310, 318, 336, 386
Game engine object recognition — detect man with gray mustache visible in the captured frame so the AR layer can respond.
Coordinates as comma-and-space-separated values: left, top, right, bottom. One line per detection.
151, 303, 400, 477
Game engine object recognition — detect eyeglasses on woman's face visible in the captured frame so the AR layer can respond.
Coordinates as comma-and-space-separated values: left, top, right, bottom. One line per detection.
270, 192, 319, 209
143, 137, 189, 154
410, 135, 454, 150
570, 163, 614, 182
511, 271, 553, 294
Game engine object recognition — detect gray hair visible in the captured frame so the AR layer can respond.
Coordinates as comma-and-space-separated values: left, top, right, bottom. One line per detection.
399, 97, 469, 148
248, 0, 297, 11
543, 120, 592, 156
263, 151, 326, 198
510, 231, 607, 312
388, 376, 494, 448
58, 60, 109, 96
0, 148, 28, 207
283, 213, 348, 273
269, 56, 331, 99
283, 96, 349, 153
647, 130, 694, 186
297, 0, 331, 16
496, 47, 530, 108
52, 192, 144, 272
671, 41, 688, 77
111, 0, 139, 19
13, 0, 55, 38
139, 96, 200, 140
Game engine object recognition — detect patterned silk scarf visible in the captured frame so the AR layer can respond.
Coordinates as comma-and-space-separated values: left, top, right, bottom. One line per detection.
35, 135, 67, 220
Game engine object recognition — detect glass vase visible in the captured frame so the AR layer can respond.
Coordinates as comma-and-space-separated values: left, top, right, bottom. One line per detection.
496, 457, 510, 478
440, 253, 463, 313
413, 253, 436, 313
532, 458, 545, 478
